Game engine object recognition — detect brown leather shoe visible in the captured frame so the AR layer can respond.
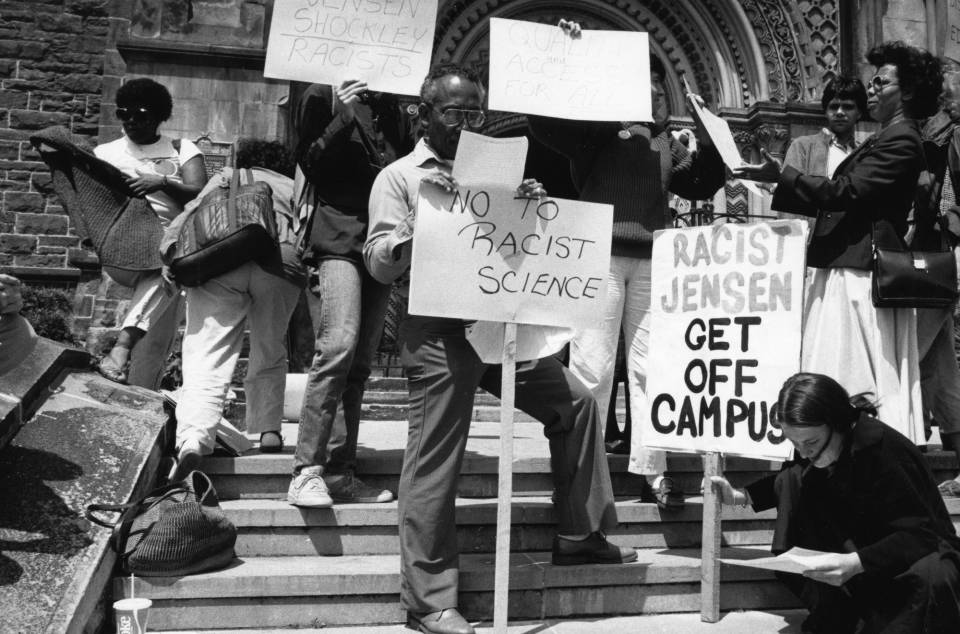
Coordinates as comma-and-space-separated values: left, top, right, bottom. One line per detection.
406, 608, 475, 634
552, 531, 638, 565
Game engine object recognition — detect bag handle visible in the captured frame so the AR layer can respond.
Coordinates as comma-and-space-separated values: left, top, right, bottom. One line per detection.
227, 167, 242, 234
85, 502, 135, 528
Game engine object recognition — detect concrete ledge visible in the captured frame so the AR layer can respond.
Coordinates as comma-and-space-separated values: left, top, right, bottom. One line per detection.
0, 371, 169, 633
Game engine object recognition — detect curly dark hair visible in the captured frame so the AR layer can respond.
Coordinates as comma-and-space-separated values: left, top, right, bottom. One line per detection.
821, 73, 868, 116
866, 41, 943, 118
419, 63, 485, 104
234, 138, 295, 178
115, 78, 173, 122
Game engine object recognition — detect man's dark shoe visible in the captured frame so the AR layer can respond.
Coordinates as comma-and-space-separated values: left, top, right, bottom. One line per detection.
406, 608, 475, 634
552, 531, 638, 565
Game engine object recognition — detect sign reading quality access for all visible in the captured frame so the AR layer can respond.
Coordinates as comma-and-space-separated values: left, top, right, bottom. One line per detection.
487, 17, 652, 122
645, 221, 807, 462
264, 0, 438, 96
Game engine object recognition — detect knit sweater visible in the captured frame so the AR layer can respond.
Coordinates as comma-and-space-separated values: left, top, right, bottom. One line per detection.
528, 117, 726, 258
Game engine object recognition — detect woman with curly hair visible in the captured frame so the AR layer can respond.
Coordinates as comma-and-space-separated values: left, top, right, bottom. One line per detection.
736, 42, 943, 445
94, 78, 208, 385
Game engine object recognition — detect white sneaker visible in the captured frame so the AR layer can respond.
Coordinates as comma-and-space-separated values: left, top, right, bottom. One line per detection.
287, 473, 333, 508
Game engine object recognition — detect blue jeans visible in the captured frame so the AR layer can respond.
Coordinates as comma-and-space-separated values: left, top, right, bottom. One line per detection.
293, 258, 390, 475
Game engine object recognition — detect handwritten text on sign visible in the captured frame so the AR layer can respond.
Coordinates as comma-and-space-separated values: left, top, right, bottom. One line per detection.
409, 186, 612, 329
487, 17, 651, 122
263, 0, 437, 96
645, 221, 807, 461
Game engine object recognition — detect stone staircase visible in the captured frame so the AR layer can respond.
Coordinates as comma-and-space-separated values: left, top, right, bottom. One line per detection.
113, 376, 960, 631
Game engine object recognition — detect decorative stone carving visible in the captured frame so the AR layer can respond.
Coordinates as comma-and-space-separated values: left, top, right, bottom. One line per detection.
739, 0, 814, 102
753, 124, 791, 159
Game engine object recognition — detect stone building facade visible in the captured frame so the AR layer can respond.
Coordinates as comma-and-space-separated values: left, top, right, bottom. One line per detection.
0, 0, 951, 351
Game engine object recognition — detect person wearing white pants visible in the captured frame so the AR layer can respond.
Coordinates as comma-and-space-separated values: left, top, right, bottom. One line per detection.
174, 260, 300, 458
165, 142, 306, 479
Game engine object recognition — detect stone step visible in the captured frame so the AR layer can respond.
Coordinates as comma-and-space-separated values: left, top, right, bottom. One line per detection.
362, 390, 629, 409
116, 548, 801, 630
160, 609, 809, 633
201, 421, 960, 499
223, 496, 788, 557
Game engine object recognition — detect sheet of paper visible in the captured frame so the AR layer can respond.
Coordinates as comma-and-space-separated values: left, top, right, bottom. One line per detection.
688, 98, 766, 197
721, 547, 832, 575
487, 18, 651, 122
452, 131, 528, 188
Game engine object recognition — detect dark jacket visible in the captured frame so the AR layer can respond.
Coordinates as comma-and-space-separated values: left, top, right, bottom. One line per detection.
528, 117, 725, 258
772, 119, 924, 269
294, 83, 413, 262
912, 111, 960, 250
746, 415, 960, 580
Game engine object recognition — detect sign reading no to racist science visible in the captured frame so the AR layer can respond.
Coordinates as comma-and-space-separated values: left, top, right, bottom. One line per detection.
264, 0, 438, 96
645, 221, 807, 462
409, 186, 613, 329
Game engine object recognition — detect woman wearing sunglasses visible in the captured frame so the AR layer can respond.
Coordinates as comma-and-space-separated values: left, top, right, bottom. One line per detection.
709, 372, 960, 633
735, 42, 943, 446
94, 78, 208, 385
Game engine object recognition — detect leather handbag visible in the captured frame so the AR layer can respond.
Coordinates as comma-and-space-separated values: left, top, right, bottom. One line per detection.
85, 470, 237, 577
168, 168, 279, 287
871, 224, 959, 308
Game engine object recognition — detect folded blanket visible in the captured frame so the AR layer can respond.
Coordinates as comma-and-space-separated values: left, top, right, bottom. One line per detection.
30, 126, 162, 275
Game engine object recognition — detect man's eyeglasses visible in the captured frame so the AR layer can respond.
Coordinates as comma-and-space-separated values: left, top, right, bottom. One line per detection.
429, 106, 486, 128
868, 75, 898, 93
116, 106, 153, 122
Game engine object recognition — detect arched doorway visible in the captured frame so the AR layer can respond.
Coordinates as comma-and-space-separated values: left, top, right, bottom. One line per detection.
428, 0, 832, 199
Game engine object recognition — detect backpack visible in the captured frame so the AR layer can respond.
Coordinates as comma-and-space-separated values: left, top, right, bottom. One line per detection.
167, 168, 279, 286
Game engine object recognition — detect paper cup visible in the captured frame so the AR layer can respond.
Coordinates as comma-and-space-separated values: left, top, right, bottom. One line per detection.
114, 597, 151, 634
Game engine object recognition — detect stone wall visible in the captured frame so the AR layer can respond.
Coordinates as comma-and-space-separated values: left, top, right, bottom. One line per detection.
0, 0, 282, 354
0, 0, 119, 349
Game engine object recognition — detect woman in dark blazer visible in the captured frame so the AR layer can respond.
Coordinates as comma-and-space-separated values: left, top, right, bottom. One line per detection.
710, 372, 960, 634
736, 42, 943, 445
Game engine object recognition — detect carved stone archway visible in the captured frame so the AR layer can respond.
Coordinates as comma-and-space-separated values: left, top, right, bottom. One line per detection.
430, 0, 832, 114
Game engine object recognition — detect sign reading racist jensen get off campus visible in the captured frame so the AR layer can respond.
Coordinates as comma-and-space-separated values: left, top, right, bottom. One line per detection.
264, 0, 438, 96
645, 221, 807, 462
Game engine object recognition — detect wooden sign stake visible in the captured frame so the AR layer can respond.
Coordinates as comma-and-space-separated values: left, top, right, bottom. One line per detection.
493, 322, 518, 633
701, 451, 723, 622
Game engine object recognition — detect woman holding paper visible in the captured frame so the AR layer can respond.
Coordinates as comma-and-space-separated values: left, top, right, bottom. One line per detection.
735, 42, 943, 445
710, 372, 960, 634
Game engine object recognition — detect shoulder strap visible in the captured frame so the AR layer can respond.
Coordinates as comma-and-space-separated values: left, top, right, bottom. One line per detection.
353, 120, 383, 170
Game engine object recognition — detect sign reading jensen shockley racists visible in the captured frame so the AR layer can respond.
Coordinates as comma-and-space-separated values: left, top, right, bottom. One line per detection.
409, 187, 613, 329
487, 17, 651, 122
263, 0, 438, 96
645, 221, 807, 461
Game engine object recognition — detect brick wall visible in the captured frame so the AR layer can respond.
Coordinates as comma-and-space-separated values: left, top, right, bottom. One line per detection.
0, 0, 127, 350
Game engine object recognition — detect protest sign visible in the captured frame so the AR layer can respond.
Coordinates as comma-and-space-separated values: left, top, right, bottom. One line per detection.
645, 221, 807, 462
410, 186, 612, 329
263, 0, 437, 96
488, 17, 651, 121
